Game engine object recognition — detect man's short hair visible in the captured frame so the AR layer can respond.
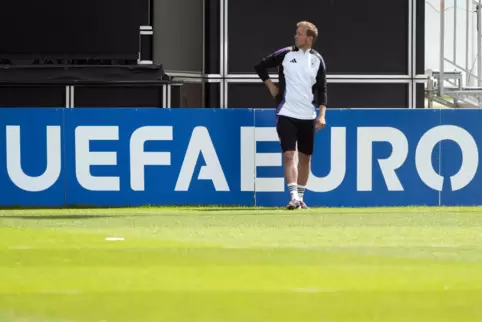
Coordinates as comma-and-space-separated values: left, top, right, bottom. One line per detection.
297, 21, 318, 42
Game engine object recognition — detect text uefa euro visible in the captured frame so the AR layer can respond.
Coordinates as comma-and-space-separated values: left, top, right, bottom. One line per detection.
4, 125, 478, 193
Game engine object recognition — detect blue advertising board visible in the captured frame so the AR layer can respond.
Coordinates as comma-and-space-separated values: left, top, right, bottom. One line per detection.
0, 108, 480, 207
0, 108, 65, 207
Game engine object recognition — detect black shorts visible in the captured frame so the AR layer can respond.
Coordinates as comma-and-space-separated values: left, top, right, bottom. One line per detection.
276, 115, 315, 155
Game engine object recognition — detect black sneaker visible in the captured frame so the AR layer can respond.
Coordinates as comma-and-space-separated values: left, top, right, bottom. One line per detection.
286, 199, 301, 210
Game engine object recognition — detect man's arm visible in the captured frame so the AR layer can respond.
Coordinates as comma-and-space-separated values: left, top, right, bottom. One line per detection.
316, 57, 327, 110
254, 47, 292, 97
315, 56, 327, 130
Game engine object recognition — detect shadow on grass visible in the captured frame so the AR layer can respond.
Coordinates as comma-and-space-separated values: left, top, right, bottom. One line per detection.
0, 205, 111, 210
192, 208, 281, 212
1, 215, 116, 220
0, 205, 283, 212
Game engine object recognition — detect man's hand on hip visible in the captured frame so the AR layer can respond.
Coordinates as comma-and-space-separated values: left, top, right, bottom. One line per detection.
264, 79, 279, 98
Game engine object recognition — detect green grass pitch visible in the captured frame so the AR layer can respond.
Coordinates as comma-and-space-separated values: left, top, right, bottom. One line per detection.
0, 206, 482, 322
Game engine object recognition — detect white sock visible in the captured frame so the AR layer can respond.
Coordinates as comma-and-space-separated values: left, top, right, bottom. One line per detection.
288, 183, 299, 200
297, 185, 306, 201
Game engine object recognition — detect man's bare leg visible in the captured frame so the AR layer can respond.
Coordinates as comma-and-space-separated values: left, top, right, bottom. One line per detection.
283, 151, 300, 205
297, 152, 311, 206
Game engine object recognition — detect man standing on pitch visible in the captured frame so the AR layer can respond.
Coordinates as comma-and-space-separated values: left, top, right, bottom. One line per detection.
254, 21, 327, 209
